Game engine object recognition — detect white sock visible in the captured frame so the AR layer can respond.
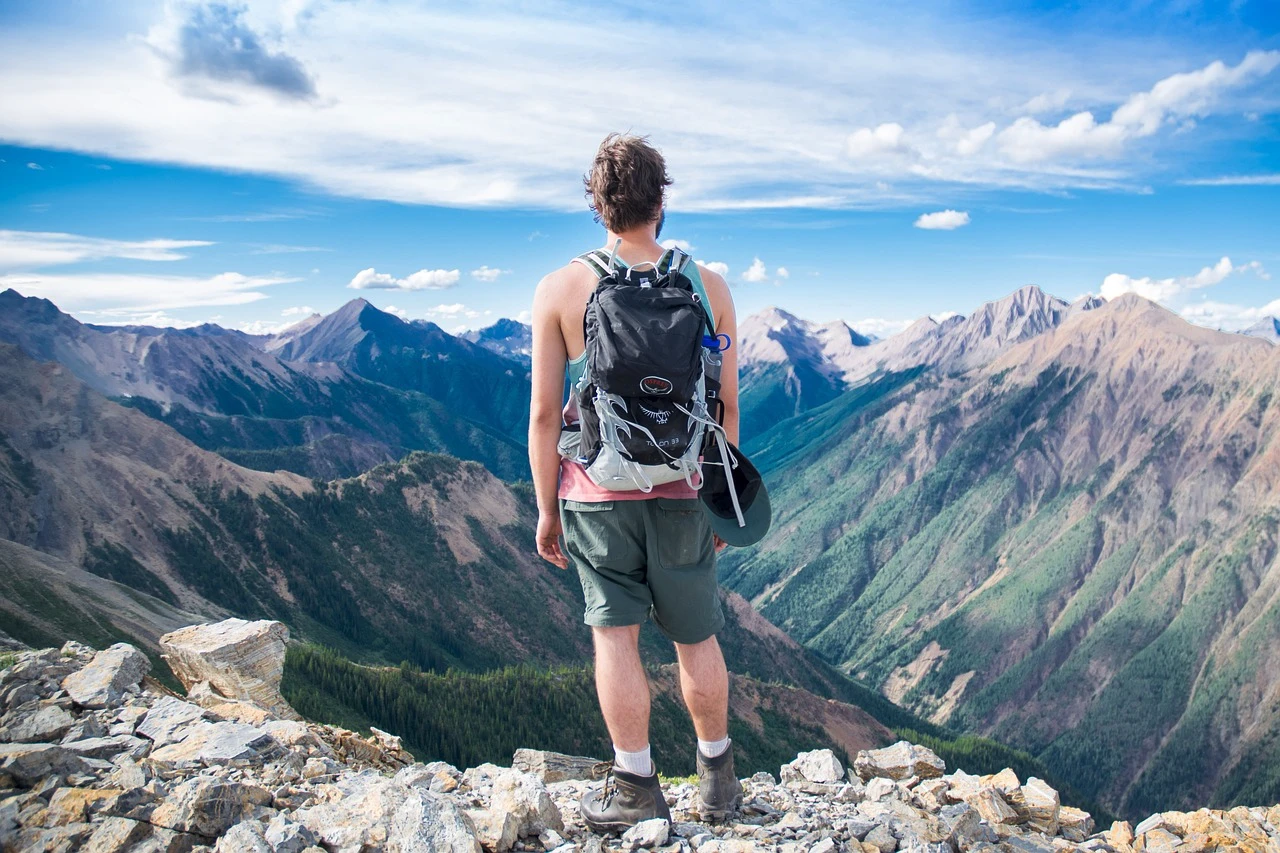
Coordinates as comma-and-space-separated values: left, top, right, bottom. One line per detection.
613, 744, 653, 776
698, 736, 731, 759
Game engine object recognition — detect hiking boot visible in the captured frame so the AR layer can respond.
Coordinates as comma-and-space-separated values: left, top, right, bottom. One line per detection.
579, 766, 671, 834
694, 743, 742, 822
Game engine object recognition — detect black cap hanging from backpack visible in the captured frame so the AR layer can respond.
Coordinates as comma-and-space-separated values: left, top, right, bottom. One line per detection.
699, 435, 771, 547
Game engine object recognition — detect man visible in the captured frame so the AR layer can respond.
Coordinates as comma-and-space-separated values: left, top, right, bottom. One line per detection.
529, 133, 741, 831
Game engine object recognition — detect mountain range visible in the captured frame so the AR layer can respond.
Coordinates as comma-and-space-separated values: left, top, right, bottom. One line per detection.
722, 294, 1280, 816
0, 289, 531, 481
3, 280, 1279, 817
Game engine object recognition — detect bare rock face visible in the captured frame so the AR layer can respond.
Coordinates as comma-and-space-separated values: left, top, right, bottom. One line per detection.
854, 740, 946, 781
60, 643, 150, 709
159, 618, 300, 720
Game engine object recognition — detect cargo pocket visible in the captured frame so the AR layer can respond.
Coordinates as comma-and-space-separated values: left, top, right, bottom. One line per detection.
655, 498, 711, 569
561, 500, 619, 561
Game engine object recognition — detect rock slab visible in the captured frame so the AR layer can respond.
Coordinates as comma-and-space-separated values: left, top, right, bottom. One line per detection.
160, 618, 300, 720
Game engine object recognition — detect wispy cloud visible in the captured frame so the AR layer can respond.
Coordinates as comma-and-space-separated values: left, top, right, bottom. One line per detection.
249, 243, 330, 254
914, 210, 971, 230
347, 267, 460, 290
0, 270, 296, 313
0, 230, 212, 270
26, 162, 44, 171
1179, 174, 1280, 186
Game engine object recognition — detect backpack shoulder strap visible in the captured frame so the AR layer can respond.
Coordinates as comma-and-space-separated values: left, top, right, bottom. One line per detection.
572, 250, 613, 279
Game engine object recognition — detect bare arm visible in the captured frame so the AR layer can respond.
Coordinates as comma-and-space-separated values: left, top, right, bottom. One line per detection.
700, 266, 740, 446
529, 274, 569, 568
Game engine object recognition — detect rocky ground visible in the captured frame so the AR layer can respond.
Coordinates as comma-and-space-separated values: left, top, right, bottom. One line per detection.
1, 619, 1278, 853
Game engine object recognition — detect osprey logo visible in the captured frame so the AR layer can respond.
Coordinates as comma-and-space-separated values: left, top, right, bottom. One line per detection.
638, 403, 670, 424
640, 375, 673, 395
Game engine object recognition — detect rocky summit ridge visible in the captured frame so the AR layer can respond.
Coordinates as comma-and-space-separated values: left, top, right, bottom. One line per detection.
3, 621, 1279, 853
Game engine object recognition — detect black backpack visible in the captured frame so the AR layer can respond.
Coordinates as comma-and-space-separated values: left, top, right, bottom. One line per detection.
563, 245, 725, 491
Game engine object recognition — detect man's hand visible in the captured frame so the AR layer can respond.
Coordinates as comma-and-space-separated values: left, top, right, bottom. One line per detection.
537, 511, 569, 569
714, 534, 728, 553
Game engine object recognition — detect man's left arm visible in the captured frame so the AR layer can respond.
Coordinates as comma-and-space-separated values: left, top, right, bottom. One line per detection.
700, 267, 739, 447
529, 273, 570, 569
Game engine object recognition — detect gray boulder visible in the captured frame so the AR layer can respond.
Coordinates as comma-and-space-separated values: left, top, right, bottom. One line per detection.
854, 741, 946, 781
136, 695, 208, 747
0, 742, 88, 786
386, 787, 482, 852
149, 776, 273, 838
60, 644, 150, 709
149, 720, 279, 766
2, 704, 75, 743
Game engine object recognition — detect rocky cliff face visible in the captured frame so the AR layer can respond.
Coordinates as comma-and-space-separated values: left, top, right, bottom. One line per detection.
8, 624, 1275, 853
725, 295, 1280, 816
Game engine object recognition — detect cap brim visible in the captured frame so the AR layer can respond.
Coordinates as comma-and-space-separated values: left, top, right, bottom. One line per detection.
702, 483, 771, 546
699, 442, 772, 547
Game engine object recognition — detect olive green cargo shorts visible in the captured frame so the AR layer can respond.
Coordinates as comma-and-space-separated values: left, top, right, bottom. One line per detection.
559, 497, 724, 645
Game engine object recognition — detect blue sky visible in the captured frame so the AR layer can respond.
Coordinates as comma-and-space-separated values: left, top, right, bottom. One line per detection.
1, 0, 1277, 336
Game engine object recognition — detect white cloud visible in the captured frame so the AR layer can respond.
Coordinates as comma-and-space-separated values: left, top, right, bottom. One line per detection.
846, 123, 915, 160
0, 270, 295, 313
425, 302, 483, 322
470, 265, 507, 282
932, 311, 962, 322
1100, 257, 1268, 302
776, 266, 790, 279
853, 317, 913, 338
382, 304, 411, 320
660, 239, 694, 252
937, 115, 996, 156
1180, 174, 1280, 186
26, 162, 43, 170
348, 267, 460, 290
516, 309, 532, 323
914, 210, 971, 230
698, 260, 729, 278
234, 317, 298, 335
281, 305, 315, 316
1021, 89, 1072, 115
1180, 297, 1280, 331
999, 51, 1280, 163
0, 230, 213, 270
741, 258, 769, 283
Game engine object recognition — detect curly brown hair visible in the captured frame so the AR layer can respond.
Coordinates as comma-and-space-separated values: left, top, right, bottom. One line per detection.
583, 133, 672, 233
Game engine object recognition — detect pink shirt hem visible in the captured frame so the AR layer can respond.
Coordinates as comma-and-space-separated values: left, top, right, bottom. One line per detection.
558, 458, 698, 502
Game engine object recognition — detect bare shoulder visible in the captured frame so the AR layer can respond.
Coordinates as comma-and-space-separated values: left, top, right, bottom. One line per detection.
538, 260, 594, 295
696, 264, 736, 325
696, 264, 731, 299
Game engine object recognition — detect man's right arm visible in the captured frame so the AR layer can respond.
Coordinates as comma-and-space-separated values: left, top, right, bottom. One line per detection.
529, 273, 569, 569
